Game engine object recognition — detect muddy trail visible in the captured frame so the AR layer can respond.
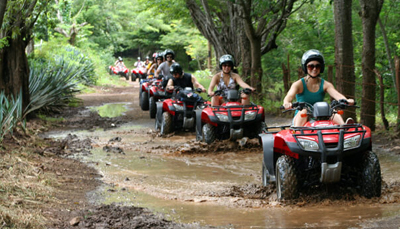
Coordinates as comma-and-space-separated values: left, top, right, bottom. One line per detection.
43, 78, 400, 228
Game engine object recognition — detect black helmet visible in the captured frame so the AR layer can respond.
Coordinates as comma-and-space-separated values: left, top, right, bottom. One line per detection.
170, 63, 183, 75
156, 52, 164, 61
219, 54, 235, 69
118, 56, 123, 61
164, 49, 175, 59
301, 49, 325, 74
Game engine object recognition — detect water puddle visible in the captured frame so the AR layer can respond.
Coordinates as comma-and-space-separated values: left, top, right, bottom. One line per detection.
45, 123, 400, 228
90, 103, 130, 117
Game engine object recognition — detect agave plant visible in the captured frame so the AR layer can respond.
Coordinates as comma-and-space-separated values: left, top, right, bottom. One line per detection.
25, 57, 83, 115
0, 90, 23, 142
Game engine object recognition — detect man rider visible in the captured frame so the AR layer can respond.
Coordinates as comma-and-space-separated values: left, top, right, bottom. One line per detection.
166, 63, 206, 93
155, 49, 175, 87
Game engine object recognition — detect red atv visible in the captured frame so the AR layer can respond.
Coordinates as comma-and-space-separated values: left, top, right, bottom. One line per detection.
155, 87, 208, 135
139, 78, 154, 111
109, 65, 129, 80
259, 100, 381, 201
131, 67, 147, 82
195, 88, 266, 144
148, 79, 172, 118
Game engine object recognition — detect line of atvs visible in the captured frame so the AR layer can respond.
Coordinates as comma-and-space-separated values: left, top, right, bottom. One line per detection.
108, 65, 147, 82
138, 78, 381, 201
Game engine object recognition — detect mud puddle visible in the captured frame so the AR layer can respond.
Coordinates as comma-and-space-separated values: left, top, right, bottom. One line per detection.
44, 119, 400, 229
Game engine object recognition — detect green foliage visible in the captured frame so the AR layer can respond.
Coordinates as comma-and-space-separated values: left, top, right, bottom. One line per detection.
26, 42, 98, 115
0, 91, 24, 142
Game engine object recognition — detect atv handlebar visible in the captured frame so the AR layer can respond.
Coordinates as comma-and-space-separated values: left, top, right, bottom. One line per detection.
281, 100, 358, 114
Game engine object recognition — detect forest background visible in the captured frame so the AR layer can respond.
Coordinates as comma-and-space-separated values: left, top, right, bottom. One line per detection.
1, 0, 400, 141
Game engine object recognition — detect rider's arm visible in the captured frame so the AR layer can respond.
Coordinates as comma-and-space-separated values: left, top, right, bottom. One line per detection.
234, 74, 255, 91
207, 74, 218, 95
166, 78, 174, 91
283, 80, 302, 109
325, 81, 355, 105
191, 75, 206, 92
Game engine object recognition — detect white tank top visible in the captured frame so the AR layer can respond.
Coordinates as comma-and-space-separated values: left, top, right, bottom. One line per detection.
217, 72, 236, 92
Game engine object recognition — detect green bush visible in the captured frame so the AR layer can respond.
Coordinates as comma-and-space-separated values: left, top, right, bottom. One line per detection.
0, 91, 23, 142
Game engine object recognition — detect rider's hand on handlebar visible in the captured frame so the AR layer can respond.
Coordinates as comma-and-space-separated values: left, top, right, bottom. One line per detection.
283, 102, 292, 110
347, 99, 355, 105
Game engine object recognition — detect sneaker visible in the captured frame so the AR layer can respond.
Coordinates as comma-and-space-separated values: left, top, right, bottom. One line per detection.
345, 118, 355, 124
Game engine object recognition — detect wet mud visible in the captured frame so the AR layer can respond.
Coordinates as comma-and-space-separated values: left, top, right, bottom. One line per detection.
43, 80, 400, 228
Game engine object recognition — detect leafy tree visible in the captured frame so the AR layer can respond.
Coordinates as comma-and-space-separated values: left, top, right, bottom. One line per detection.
0, 0, 51, 111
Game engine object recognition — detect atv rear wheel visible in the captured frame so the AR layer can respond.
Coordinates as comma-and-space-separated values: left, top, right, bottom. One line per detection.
359, 151, 381, 198
276, 155, 298, 200
125, 73, 129, 80
141, 91, 149, 111
149, 96, 156, 119
161, 112, 173, 135
131, 74, 137, 82
202, 123, 216, 144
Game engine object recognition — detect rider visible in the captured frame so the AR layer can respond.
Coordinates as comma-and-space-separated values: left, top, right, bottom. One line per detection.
282, 49, 355, 127
166, 63, 206, 93
114, 56, 126, 67
134, 57, 144, 68
155, 49, 175, 86
208, 54, 255, 106
147, 53, 163, 77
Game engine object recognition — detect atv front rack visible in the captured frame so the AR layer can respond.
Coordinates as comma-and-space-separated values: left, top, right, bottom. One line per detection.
289, 123, 366, 156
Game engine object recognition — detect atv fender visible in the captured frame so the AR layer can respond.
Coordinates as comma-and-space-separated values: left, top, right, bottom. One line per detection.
195, 110, 203, 141
260, 133, 276, 181
156, 101, 163, 122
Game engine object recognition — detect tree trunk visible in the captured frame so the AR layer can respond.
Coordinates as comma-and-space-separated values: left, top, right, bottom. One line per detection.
334, 0, 356, 121
359, 0, 384, 131
0, 35, 30, 111
378, 18, 397, 92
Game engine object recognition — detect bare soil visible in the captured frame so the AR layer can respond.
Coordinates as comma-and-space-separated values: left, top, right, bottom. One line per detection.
3, 78, 400, 228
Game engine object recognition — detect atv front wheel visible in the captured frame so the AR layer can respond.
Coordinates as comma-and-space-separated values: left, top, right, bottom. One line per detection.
202, 123, 216, 144
149, 96, 156, 119
161, 112, 173, 135
141, 91, 149, 111
131, 74, 137, 82
276, 155, 298, 200
195, 123, 203, 141
359, 151, 381, 198
125, 73, 129, 80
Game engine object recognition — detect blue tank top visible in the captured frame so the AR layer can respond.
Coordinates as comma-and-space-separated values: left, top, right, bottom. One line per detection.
296, 78, 325, 105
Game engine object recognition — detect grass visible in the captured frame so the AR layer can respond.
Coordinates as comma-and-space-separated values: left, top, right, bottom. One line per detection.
0, 150, 57, 228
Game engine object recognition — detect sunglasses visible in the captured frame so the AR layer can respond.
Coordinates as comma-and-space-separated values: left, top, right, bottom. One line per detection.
166, 55, 172, 58
307, 64, 321, 71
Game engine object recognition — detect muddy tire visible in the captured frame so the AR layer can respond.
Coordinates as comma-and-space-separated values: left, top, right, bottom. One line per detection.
125, 73, 129, 80
202, 123, 216, 144
141, 91, 149, 111
262, 163, 272, 187
359, 151, 381, 198
131, 73, 136, 82
161, 112, 173, 135
149, 96, 156, 119
276, 155, 298, 200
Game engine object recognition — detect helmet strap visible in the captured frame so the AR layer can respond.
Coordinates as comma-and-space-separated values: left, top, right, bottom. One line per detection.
308, 74, 320, 79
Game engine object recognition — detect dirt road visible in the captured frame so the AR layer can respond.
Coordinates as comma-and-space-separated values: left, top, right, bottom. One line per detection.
45, 78, 400, 228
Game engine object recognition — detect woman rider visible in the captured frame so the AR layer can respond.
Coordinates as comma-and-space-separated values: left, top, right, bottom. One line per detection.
282, 49, 354, 127
207, 54, 255, 106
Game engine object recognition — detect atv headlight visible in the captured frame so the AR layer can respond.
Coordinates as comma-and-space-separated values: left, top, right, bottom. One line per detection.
344, 135, 361, 149
173, 104, 184, 111
298, 138, 319, 151
216, 113, 229, 122
244, 111, 257, 120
